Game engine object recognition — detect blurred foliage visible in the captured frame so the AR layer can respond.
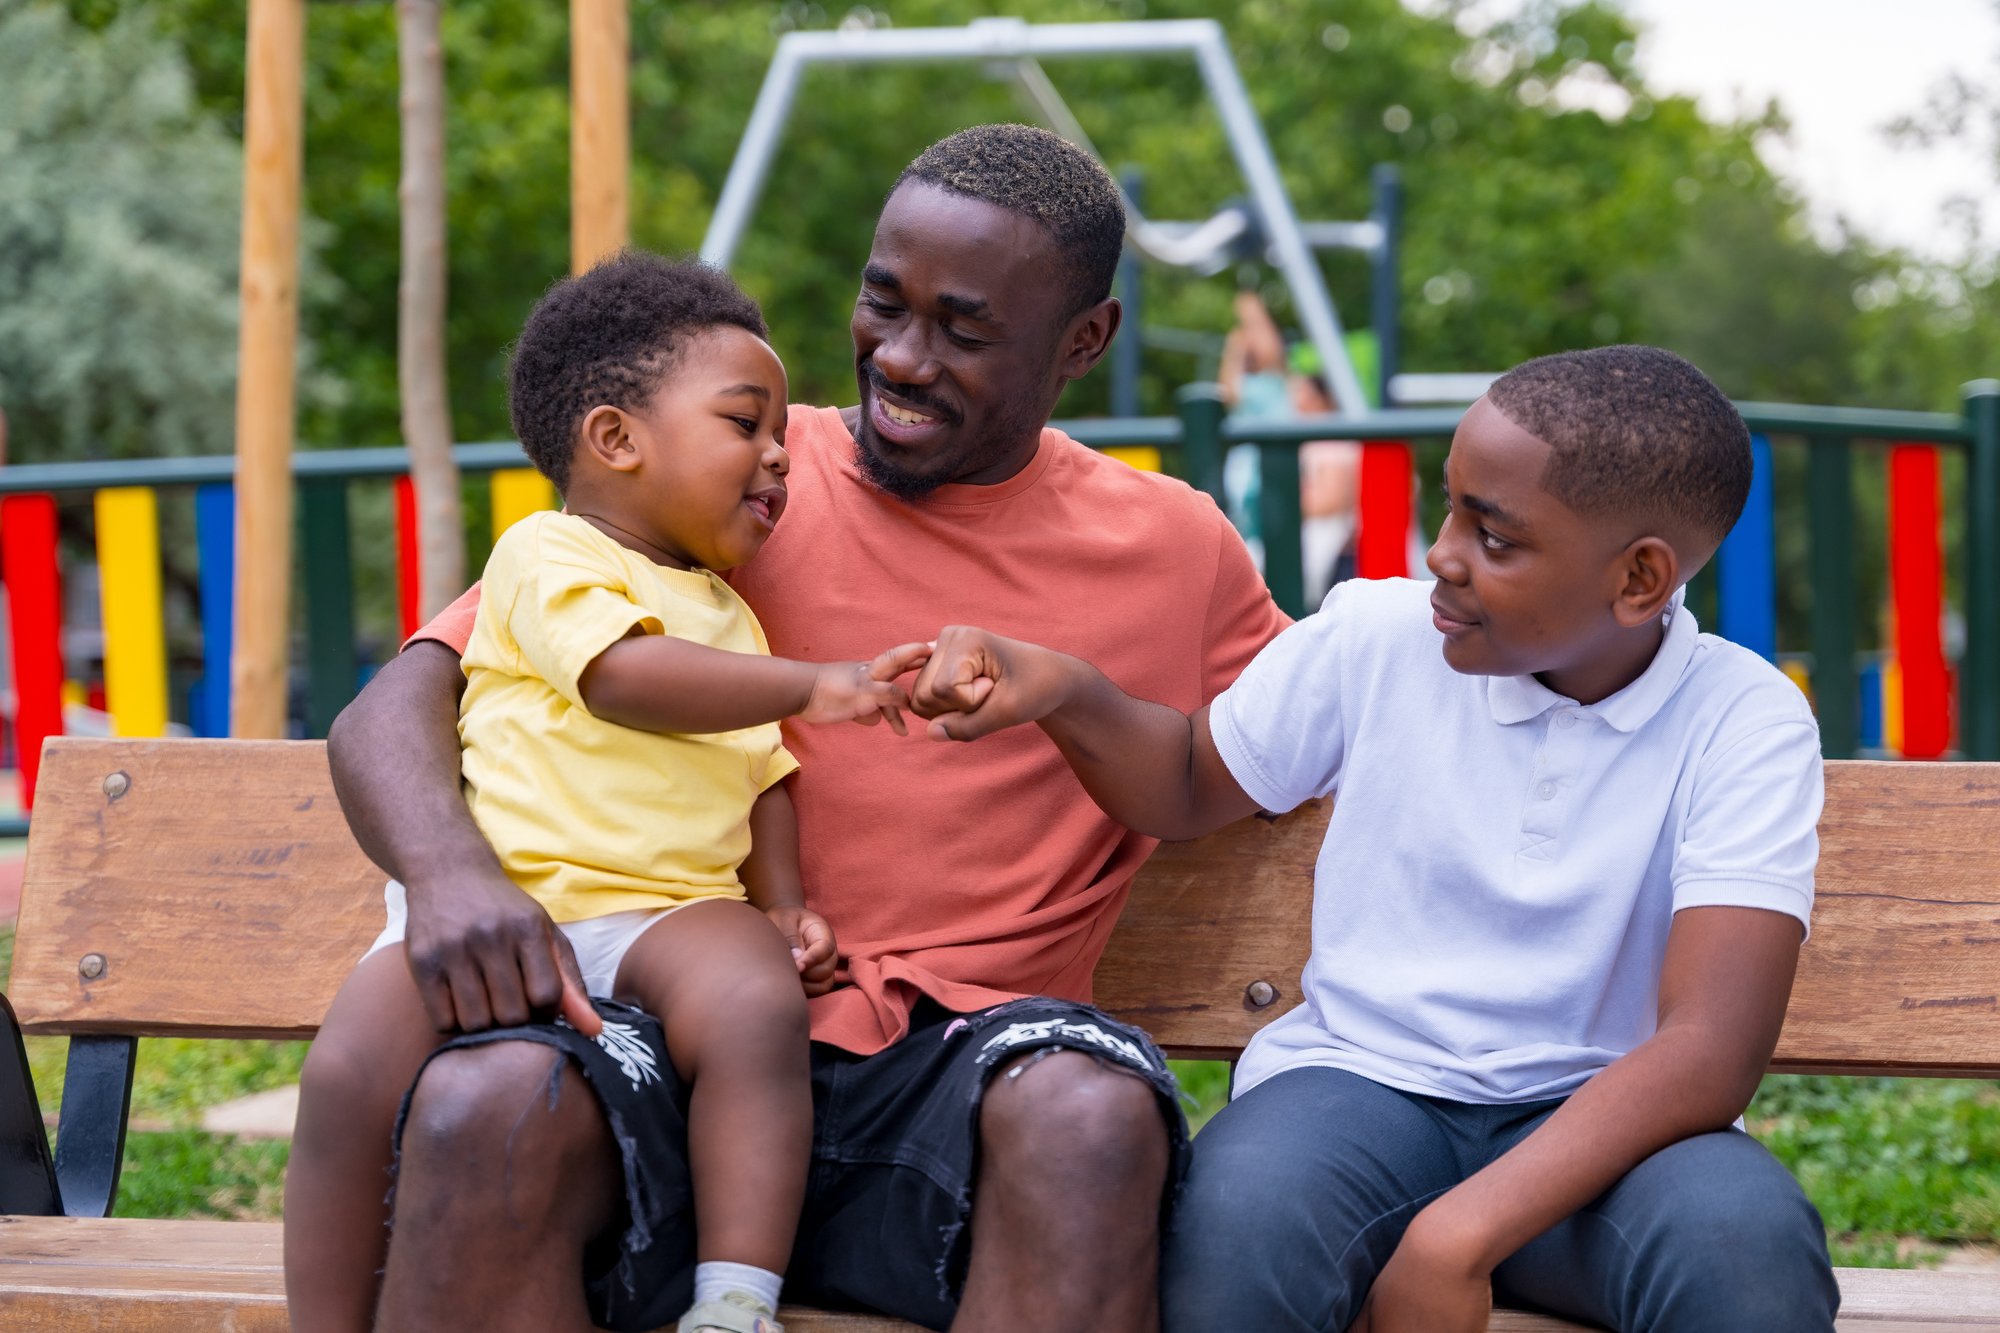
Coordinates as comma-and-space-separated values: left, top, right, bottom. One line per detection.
20, 0, 2000, 664
45, 0, 2000, 461
0, 1, 336, 466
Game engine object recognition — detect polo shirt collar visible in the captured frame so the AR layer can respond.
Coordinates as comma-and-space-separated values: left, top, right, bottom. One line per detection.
1486, 594, 1700, 732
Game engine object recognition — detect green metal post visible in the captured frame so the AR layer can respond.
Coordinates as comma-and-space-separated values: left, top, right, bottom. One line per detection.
1258, 440, 1306, 619
1963, 380, 2000, 759
1176, 385, 1226, 506
300, 478, 357, 739
1807, 438, 1857, 759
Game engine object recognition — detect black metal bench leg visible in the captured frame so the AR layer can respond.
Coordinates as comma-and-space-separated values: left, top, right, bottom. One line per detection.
0, 993, 60, 1216
52, 1034, 138, 1219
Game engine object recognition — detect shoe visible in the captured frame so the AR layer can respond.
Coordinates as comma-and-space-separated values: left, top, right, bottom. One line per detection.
677, 1289, 784, 1333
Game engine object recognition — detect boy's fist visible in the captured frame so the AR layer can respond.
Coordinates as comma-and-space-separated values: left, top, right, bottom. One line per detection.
801, 641, 931, 733
911, 626, 1075, 741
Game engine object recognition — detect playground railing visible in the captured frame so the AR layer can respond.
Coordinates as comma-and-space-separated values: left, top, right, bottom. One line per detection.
0, 382, 1993, 837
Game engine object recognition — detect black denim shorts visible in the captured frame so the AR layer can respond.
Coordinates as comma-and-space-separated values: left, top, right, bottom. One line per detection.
787, 996, 1191, 1328
394, 997, 698, 1332
394, 993, 1188, 1332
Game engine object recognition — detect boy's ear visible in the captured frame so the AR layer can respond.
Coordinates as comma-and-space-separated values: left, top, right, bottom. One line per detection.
578, 404, 642, 473
1612, 535, 1681, 628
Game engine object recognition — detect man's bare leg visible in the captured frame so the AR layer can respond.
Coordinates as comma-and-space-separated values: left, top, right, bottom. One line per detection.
285, 948, 450, 1331
375, 1040, 621, 1333
951, 1049, 1170, 1333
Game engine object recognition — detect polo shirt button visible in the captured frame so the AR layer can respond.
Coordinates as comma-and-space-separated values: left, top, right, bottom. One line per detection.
1537, 781, 1556, 800
1557, 713, 1577, 729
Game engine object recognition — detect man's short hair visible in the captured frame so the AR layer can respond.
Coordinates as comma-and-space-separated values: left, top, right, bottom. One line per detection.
894, 123, 1125, 320
1489, 345, 1751, 547
508, 250, 768, 493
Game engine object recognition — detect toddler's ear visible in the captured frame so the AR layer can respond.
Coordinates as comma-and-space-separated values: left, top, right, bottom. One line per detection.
578, 404, 641, 473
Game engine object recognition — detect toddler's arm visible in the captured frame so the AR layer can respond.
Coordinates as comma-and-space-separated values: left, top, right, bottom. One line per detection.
578, 635, 931, 735
911, 625, 1262, 841
738, 782, 837, 996
1352, 906, 1803, 1333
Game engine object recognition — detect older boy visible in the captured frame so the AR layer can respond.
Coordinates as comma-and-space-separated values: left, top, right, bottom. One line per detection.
913, 346, 1840, 1332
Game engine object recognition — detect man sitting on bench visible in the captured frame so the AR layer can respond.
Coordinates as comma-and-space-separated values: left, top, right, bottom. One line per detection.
288, 123, 1287, 1333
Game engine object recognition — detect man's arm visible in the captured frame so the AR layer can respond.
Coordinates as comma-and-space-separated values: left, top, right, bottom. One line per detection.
1353, 906, 1803, 1333
912, 626, 1261, 841
327, 640, 599, 1035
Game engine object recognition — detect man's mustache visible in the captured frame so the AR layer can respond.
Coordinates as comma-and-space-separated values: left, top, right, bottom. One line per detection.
862, 363, 960, 424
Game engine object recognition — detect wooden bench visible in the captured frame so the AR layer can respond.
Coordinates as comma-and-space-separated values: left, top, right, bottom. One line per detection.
2, 737, 1998, 1330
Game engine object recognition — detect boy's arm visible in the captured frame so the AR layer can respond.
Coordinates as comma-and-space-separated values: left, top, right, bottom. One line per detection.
1355, 906, 1802, 1333
737, 782, 837, 996
912, 625, 1262, 840
326, 640, 600, 1036
578, 634, 929, 735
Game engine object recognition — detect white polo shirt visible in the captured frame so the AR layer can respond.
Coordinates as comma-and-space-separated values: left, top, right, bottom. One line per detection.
1210, 577, 1822, 1105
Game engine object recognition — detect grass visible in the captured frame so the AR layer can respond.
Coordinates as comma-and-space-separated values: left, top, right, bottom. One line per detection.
7, 922, 2000, 1256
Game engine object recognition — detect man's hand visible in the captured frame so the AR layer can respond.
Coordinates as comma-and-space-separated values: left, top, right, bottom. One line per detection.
765, 904, 838, 997
801, 642, 933, 734
910, 626, 1078, 741
403, 870, 602, 1038
1349, 1209, 1492, 1333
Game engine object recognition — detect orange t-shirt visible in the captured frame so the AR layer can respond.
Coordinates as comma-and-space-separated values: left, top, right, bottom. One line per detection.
417, 406, 1288, 1053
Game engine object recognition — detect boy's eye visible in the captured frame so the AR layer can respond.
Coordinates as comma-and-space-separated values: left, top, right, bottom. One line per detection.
1478, 528, 1510, 552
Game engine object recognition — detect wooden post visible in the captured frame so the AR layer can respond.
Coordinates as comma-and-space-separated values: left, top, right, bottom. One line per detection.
230, 0, 306, 739
398, 0, 463, 618
570, 0, 629, 274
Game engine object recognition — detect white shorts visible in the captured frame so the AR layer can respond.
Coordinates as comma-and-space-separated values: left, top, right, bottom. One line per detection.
363, 880, 694, 999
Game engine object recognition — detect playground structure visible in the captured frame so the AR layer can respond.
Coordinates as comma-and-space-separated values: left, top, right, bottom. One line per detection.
3, 9, 1999, 834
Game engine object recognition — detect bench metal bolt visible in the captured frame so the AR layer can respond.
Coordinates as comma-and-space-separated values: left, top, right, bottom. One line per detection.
79, 953, 107, 980
1245, 980, 1278, 1008
102, 772, 130, 801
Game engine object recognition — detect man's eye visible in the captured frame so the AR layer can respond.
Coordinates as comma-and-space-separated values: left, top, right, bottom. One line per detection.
861, 296, 901, 316
945, 327, 986, 349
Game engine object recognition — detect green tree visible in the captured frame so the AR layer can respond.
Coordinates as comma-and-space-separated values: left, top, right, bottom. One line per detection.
0, 2, 333, 465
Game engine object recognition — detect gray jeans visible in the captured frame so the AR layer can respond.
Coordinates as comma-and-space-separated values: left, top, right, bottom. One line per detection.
1162, 1066, 1839, 1332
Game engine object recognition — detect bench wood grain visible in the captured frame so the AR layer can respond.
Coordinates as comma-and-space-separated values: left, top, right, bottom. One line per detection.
5, 738, 1999, 1331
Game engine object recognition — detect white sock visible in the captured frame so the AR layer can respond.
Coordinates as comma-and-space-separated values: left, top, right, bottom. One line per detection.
693, 1260, 783, 1312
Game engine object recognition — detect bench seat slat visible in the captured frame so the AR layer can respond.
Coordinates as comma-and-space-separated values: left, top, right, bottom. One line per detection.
3, 1218, 1991, 1329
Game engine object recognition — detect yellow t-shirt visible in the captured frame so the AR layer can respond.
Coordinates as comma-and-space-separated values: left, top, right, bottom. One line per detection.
459, 510, 801, 923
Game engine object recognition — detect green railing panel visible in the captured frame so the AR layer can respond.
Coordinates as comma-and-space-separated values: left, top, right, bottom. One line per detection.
1807, 439, 1858, 759
1964, 381, 2000, 759
299, 478, 357, 740
1257, 439, 1306, 618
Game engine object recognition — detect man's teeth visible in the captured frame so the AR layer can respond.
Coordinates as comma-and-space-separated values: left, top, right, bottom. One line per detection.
883, 402, 934, 427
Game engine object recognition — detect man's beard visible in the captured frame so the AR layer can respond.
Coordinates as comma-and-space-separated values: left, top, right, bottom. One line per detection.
853, 425, 953, 501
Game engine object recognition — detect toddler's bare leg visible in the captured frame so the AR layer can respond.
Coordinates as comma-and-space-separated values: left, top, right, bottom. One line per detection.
616, 898, 812, 1272
284, 947, 449, 1332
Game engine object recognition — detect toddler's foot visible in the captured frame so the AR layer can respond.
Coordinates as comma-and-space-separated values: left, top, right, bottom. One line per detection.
677, 1290, 783, 1333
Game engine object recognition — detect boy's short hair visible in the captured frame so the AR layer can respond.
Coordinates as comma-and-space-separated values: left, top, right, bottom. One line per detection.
894, 124, 1125, 320
508, 251, 768, 493
1489, 345, 1751, 547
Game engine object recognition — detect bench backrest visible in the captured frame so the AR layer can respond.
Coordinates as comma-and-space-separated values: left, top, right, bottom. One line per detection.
10, 738, 2000, 1075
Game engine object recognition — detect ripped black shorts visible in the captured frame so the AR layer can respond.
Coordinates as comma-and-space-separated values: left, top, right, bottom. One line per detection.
395, 993, 1189, 1332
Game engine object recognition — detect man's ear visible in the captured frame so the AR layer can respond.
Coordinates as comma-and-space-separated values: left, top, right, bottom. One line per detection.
578, 404, 641, 474
1612, 535, 1681, 628
1058, 297, 1122, 381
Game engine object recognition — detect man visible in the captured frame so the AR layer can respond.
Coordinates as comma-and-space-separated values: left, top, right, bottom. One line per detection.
302, 123, 1286, 1333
